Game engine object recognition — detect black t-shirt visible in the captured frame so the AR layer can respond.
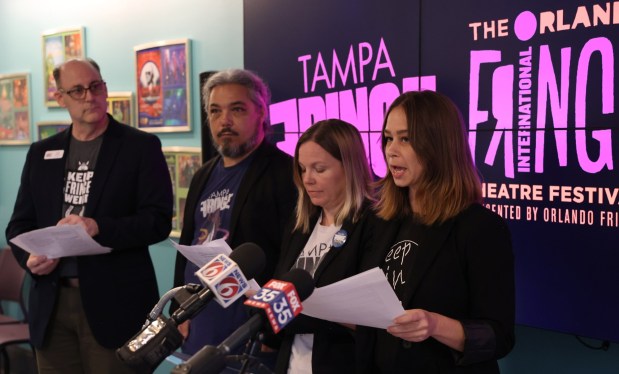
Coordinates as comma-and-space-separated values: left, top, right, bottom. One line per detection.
182, 154, 255, 355
62, 136, 102, 217
59, 135, 102, 278
375, 215, 429, 372
382, 215, 425, 302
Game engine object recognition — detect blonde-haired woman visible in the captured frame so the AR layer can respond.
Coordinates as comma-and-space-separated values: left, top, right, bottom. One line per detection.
272, 118, 376, 373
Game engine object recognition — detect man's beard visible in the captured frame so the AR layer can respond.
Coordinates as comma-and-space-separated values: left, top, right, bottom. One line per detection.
215, 127, 261, 159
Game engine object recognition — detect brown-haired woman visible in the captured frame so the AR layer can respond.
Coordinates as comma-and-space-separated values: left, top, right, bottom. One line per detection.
358, 90, 515, 373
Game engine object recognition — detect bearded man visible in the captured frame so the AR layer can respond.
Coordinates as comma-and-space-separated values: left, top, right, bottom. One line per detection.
171, 69, 296, 363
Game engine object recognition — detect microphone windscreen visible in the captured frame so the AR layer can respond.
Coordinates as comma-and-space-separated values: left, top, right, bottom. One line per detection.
280, 268, 315, 301
228, 242, 266, 280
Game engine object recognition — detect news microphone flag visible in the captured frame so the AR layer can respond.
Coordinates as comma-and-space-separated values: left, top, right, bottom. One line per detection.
196, 253, 250, 308
117, 243, 265, 373
243, 277, 303, 333
172, 269, 314, 374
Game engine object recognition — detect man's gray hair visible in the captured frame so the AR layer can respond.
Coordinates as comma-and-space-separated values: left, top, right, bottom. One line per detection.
202, 69, 271, 132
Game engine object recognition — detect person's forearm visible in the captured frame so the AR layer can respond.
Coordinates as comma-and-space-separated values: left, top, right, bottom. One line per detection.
429, 312, 465, 352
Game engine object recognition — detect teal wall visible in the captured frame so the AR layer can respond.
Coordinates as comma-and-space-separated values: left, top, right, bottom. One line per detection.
1, 1, 617, 373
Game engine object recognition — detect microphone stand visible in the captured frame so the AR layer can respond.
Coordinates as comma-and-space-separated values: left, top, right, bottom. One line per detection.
171, 346, 222, 374
227, 332, 273, 374
173, 331, 273, 374
236, 332, 263, 374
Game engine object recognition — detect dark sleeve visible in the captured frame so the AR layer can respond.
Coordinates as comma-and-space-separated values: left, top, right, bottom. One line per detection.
271, 152, 297, 251
95, 134, 173, 248
279, 207, 377, 336
456, 207, 515, 365
358, 213, 397, 273
257, 151, 297, 285
5, 145, 38, 270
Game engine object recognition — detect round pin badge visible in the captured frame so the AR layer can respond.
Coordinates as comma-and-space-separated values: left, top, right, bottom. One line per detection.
332, 229, 348, 248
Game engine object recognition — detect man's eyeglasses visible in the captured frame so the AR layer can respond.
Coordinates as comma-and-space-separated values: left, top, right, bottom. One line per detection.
59, 80, 107, 100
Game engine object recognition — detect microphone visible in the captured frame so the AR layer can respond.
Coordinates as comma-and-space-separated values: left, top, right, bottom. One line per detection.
172, 268, 315, 374
116, 242, 266, 373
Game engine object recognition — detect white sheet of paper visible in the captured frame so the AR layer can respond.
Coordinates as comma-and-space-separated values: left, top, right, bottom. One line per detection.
170, 238, 260, 290
301, 267, 405, 329
9, 225, 112, 259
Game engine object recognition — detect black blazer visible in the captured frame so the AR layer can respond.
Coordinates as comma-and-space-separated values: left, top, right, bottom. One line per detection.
273, 203, 376, 374
357, 204, 515, 374
173, 141, 296, 288
6, 116, 173, 349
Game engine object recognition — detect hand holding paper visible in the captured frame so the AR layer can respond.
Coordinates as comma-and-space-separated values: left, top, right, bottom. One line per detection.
26, 254, 60, 275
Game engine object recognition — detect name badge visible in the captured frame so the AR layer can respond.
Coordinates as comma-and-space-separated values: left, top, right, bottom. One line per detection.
332, 229, 348, 248
44, 150, 64, 160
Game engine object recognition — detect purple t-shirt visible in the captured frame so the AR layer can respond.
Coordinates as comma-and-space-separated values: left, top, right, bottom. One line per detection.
182, 155, 253, 355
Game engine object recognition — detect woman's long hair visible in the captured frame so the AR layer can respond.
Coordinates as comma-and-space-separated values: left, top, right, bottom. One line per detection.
374, 91, 482, 225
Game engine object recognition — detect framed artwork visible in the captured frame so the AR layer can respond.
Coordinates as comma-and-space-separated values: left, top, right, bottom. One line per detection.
163, 146, 202, 237
0, 73, 31, 145
42, 27, 85, 107
36, 121, 70, 140
134, 39, 191, 133
107, 92, 135, 127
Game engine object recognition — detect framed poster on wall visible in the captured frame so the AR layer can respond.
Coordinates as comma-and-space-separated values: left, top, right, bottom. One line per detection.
107, 92, 135, 127
163, 146, 202, 237
134, 39, 191, 133
42, 27, 85, 107
0, 73, 31, 145
36, 121, 70, 140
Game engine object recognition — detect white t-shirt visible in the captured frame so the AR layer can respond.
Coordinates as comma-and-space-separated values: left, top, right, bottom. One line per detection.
288, 218, 342, 374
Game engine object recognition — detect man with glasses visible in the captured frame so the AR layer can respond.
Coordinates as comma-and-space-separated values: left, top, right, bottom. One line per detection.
6, 58, 173, 374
